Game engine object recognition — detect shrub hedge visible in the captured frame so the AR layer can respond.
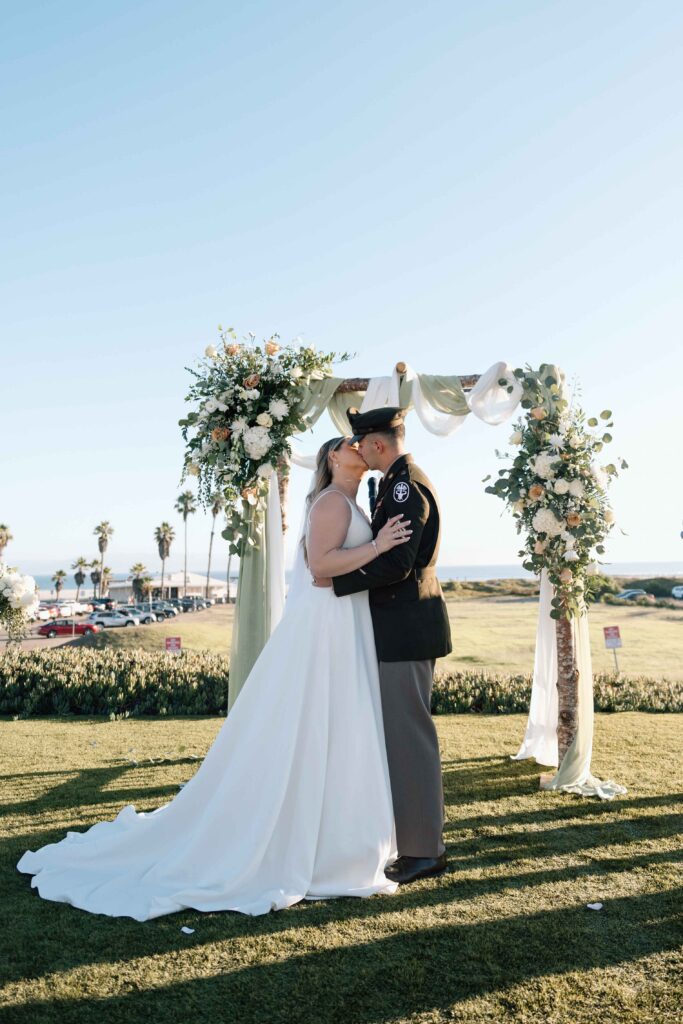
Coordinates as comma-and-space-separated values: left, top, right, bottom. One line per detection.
1, 648, 681, 718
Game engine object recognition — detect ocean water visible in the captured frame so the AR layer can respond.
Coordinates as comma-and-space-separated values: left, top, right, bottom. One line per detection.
30, 561, 683, 597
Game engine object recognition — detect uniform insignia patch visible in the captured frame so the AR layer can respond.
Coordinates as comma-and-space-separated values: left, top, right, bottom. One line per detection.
393, 481, 410, 503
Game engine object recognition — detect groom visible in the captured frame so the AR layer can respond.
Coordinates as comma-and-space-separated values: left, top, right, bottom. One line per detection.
331, 406, 452, 885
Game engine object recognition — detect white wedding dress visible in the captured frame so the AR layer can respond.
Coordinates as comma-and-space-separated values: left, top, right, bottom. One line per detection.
17, 493, 398, 919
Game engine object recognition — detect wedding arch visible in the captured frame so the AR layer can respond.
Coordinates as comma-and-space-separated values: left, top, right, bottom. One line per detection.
180, 332, 627, 800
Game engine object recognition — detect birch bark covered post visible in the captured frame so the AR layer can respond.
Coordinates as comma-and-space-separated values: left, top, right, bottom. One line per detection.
555, 609, 579, 762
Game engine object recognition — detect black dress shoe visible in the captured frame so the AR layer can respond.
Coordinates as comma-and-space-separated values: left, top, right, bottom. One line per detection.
385, 853, 447, 885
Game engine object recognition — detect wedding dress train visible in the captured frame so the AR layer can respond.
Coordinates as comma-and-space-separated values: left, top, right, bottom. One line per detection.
17, 496, 397, 919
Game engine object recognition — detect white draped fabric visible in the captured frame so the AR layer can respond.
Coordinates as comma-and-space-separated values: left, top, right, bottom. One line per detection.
264, 467, 286, 633
511, 569, 559, 766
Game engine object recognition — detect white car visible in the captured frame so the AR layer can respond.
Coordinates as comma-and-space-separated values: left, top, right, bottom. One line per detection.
672, 585, 683, 599
87, 610, 140, 628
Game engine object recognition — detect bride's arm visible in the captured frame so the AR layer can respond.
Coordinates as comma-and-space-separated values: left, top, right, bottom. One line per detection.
307, 492, 411, 580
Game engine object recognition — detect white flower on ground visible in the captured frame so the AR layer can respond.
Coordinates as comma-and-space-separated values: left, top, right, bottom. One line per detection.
532, 508, 564, 537
269, 398, 289, 421
554, 478, 570, 494
568, 478, 585, 498
243, 426, 273, 460
509, 430, 523, 445
256, 412, 273, 428
530, 451, 557, 480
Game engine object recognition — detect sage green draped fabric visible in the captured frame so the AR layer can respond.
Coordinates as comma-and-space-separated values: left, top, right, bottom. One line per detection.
410, 375, 469, 415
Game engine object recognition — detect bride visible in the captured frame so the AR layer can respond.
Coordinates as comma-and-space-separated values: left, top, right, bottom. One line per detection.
17, 437, 413, 920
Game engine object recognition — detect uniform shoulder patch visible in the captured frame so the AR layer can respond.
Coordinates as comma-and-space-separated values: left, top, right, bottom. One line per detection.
393, 480, 410, 503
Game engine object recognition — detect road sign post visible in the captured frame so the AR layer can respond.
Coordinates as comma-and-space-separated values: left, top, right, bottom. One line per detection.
603, 625, 622, 674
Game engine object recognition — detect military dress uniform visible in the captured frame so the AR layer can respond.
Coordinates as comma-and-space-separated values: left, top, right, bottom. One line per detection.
332, 407, 452, 861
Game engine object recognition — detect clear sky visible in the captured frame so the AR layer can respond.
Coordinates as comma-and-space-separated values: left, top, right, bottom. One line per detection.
2, 0, 682, 579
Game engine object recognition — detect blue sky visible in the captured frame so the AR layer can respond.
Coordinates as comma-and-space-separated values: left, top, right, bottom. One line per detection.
2, 0, 682, 578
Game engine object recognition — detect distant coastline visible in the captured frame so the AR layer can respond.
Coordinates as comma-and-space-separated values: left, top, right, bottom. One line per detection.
31, 561, 683, 599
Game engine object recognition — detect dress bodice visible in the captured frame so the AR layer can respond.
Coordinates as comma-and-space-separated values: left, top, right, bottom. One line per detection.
306, 489, 372, 549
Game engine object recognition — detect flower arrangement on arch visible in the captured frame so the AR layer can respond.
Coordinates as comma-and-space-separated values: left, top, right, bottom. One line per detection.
484, 365, 628, 620
0, 563, 40, 643
179, 328, 351, 555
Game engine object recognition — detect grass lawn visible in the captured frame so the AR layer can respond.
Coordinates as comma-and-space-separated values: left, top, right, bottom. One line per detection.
74, 598, 683, 681
1, 713, 681, 1023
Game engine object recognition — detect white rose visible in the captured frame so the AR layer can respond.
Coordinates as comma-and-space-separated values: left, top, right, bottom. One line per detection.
204, 399, 218, 413
568, 479, 585, 498
247, 389, 260, 400
509, 430, 523, 445
564, 550, 580, 562
256, 412, 273, 428
554, 478, 570, 495
269, 399, 289, 421
217, 402, 228, 412
204, 345, 218, 359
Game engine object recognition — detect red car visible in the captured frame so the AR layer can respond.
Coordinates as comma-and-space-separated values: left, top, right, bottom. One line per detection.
38, 619, 102, 638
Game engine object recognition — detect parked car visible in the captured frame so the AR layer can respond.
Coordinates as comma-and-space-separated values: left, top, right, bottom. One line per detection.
53, 601, 75, 617
39, 602, 60, 618
38, 619, 102, 638
615, 589, 649, 601
87, 610, 140, 628
33, 606, 52, 621
126, 605, 158, 624
151, 602, 179, 618
671, 585, 683, 599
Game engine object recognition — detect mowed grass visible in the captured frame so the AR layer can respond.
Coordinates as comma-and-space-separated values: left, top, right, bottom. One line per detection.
74, 598, 683, 681
1, 714, 681, 1024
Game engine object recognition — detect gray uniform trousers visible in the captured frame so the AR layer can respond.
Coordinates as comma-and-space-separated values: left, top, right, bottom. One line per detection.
378, 658, 446, 858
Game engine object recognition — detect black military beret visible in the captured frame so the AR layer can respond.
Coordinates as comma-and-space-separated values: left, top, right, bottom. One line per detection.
347, 406, 406, 443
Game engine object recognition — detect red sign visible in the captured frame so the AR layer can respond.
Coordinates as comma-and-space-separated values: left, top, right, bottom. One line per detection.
165, 636, 182, 653
603, 626, 622, 649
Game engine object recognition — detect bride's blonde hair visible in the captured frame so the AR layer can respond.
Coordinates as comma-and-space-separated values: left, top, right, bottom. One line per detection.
301, 436, 346, 567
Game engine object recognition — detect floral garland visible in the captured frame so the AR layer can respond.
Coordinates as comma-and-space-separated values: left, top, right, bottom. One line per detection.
0, 563, 40, 643
179, 328, 351, 555
485, 365, 627, 620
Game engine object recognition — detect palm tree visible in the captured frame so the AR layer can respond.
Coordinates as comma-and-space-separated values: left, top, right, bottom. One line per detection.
154, 522, 175, 601
141, 576, 154, 604
0, 524, 13, 559
174, 491, 197, 597
130, 563, 147, 603
72, 557, 89, 601
52, 570, 67, 601
93, 521, 114, 599
100, 566, 112, 598
206, 493, 225, 598
89, 560, 101, 598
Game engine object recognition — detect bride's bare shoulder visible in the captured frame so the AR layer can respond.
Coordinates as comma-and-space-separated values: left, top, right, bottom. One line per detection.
308, 488, 352, 521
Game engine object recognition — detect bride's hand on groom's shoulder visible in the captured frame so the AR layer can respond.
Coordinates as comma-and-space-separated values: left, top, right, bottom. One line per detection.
376, 514, 412, 554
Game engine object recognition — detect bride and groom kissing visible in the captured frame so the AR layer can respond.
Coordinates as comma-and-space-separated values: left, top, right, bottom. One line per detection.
17, 405, 453, 920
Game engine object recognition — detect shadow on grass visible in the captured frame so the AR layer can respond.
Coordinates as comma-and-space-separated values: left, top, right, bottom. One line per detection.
6, 887, 683, 1024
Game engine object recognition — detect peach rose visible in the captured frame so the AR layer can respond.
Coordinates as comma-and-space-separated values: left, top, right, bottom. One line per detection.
243, 373, 261, 388
211, 426, 230, 442
226, 344, 240, 356
534, 540, 547, 554
566, 512, 581, 527
559, 567, 573, 584
265, 340, 280, 356
530, 407, 547, 420
604, 509, 615, 523
528, 484, 545, 501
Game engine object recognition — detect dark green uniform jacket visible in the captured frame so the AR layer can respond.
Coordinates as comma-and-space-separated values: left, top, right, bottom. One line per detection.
332, 454, 452, 662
